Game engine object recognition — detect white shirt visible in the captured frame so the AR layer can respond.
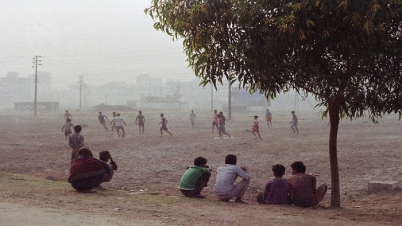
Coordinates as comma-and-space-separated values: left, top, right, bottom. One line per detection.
114, 117, 124, 127
214, 164, 250, 196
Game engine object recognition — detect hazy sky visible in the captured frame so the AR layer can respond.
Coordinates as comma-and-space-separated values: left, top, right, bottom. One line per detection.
0, 0, 196, 89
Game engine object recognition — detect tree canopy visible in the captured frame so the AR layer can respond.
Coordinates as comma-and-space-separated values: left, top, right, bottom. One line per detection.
146, 0, 402, 206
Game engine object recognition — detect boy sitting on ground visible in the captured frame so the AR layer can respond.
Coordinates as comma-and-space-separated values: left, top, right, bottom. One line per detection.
178, 156, 211, 198
257, 164, 292, 204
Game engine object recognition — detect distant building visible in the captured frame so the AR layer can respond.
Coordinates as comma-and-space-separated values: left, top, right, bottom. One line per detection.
136, 74, 162, 97
14, 102, 59, 112
30, 71, 53, 102
0, 72, 32, 109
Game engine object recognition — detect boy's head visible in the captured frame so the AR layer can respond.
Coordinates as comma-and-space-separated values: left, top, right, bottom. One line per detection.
219, 111, 223, 115
99, 111, 102, 115
191, 110, 194, 113
272, 164, 286, 177
113, 112, 116, 116
65, 110, 68, 113
193, 156, 207, 167
254, 115, 258, 119
290, 161, 306, 174
160, 113, 164, 117
225, 154, 237, 165
117, 113, 120, 116
78, 147, 92, 157
99, 150, 111, 162
67, 119, 71, 122
291, 111, 295, 114
139, 111, 142, 114
214, 109, 217, 113
74, 125, 82, 133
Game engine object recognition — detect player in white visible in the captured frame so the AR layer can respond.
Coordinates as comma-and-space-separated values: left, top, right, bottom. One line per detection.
111, 113, 127, 137
190, 110, 196, 128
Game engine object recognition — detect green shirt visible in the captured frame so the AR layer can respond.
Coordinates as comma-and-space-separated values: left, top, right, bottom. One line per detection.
178, 166, 209, 190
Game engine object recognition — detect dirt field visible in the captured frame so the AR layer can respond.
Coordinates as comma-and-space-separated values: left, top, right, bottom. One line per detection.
0, 109, 401, 225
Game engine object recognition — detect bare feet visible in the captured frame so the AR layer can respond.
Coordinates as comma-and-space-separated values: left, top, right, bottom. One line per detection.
195, 194, 206, 198
234, 198, 247, 204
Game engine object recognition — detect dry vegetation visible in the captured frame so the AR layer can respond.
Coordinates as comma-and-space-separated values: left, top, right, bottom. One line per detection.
0, 109, 401, 225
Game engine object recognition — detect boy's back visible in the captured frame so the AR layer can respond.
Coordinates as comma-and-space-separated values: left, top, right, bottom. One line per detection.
264, 178, 292, 204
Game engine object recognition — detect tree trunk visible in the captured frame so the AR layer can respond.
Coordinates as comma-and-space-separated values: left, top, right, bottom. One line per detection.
328, 100, 341, 207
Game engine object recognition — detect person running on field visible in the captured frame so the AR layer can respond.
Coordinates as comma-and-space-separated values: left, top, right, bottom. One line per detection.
62, 119, 74, 140
218, 112, 230, 138
290, 111, 299, 134
111, 113, 126, 138
212, 109, 219, 133
98, 111, 109, 131
110, 112, 117, 132
159, 113, 173, 136
64, 110, 73, 122
252, 115, 261, 139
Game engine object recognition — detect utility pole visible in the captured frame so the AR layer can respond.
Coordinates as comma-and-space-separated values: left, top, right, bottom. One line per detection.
228, 81, 232, 120
84, 83, 87, 108
88, 86, 90, 107
79, 75, 84, 111
32, 56, 41, 117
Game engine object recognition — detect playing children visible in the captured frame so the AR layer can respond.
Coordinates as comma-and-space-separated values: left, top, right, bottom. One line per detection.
111, 112, 116, 132
212, 109, 219, 133
62, 119, 74, 140
68, 125, 84, 165
135, 111, 146, 134
265, 109, 272, 127
190, 110, 196, 128
98, 111, 109, 131
218, 112, 230, 138
64, 110, 73, 122
110, 113, 127, 138
159, 113, 173, 136
290, 111, 299, 133
252, 115, 261, 139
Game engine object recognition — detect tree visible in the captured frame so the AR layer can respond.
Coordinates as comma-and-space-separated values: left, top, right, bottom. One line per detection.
146, 0, 402, 206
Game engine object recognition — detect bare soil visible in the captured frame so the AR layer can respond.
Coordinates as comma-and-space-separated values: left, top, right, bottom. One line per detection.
0, 110, 401, 225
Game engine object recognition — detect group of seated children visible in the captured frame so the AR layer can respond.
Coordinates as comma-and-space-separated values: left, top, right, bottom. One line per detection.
179, 155, 327, 207
67, 150, 326, 207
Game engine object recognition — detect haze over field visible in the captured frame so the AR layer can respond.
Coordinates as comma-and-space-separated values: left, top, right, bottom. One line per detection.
0, 0, 320, 111
0, 0, 194, 89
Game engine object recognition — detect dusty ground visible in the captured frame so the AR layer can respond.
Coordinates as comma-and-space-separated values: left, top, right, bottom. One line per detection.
0, 109, 401, 225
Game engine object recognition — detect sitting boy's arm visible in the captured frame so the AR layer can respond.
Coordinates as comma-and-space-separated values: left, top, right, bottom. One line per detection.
109, 155, 118, 170
110, 161, 118, 170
